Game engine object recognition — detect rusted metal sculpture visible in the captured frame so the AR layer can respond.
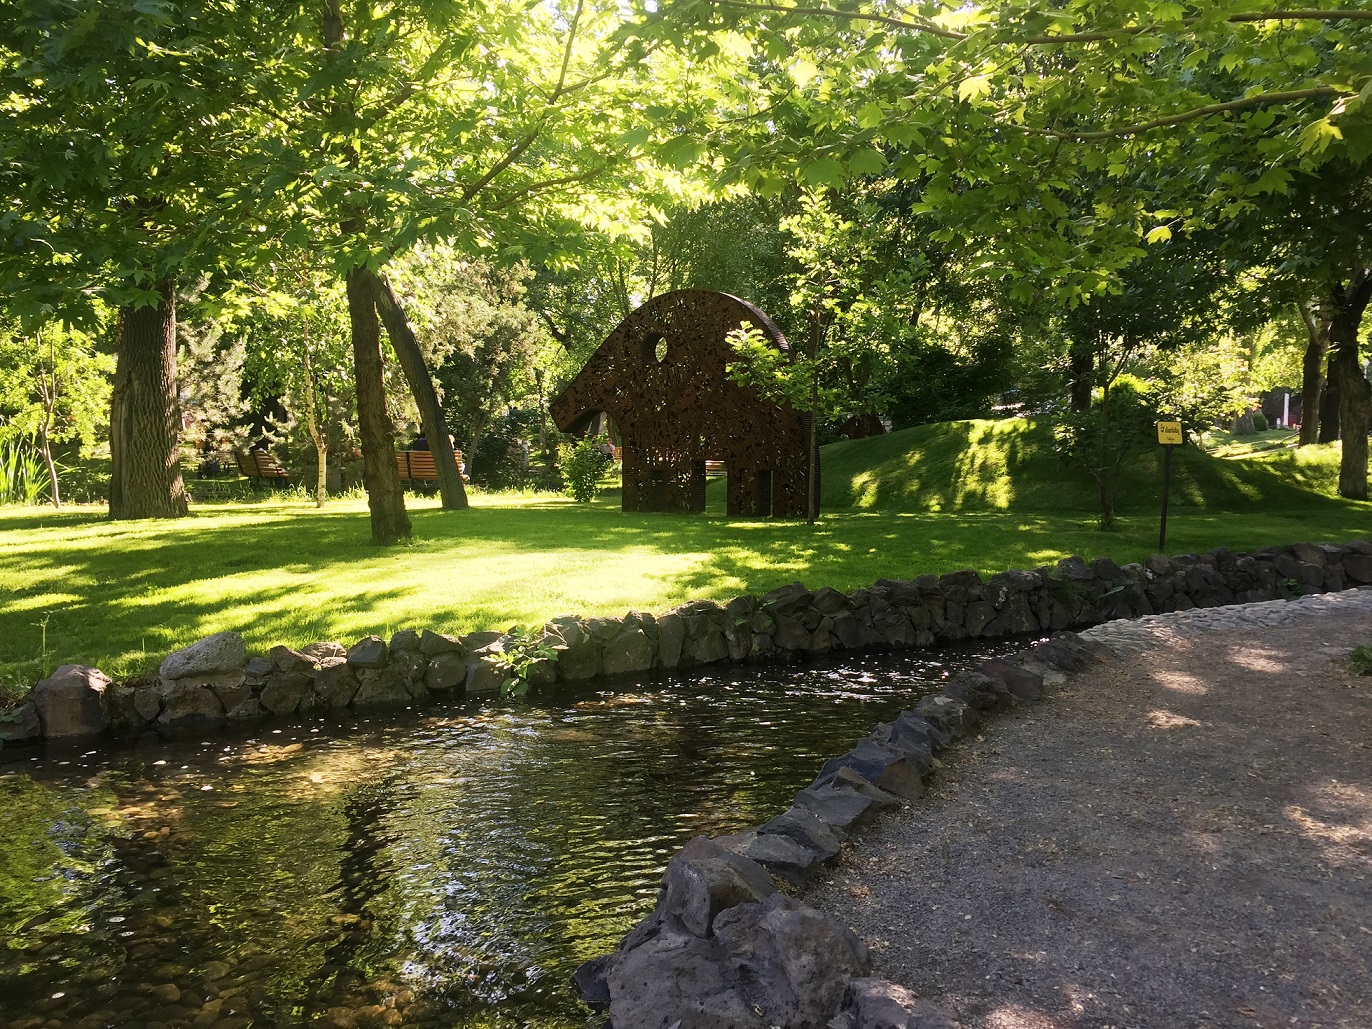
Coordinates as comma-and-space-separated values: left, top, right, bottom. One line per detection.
551, 289, 817, 517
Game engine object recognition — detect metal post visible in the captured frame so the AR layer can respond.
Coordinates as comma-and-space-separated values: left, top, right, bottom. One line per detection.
1159, 444, 1174, 554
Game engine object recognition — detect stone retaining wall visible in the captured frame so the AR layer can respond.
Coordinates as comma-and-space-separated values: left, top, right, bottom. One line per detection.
3, 538, 1370, 746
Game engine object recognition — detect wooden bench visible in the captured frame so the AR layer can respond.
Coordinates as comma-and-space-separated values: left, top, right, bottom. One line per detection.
705, 460, 726, 478
236, 449, 290, 483
396, 449, 468, 485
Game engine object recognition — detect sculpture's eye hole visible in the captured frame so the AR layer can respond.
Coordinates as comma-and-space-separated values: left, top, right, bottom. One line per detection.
642, 332, 667, 365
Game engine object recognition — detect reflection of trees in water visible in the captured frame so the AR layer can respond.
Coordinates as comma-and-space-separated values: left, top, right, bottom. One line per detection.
1, 647, 999, 1026
0, 776, 121, 1010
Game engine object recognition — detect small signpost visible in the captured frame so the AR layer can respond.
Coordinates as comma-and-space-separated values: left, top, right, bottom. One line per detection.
1156, 420, 1183, 552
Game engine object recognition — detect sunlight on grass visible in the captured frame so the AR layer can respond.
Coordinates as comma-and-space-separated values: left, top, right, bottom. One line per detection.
1, 424, 1368, 691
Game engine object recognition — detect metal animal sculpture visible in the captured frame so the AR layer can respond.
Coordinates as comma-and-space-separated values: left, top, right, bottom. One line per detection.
551, 289, 816, 517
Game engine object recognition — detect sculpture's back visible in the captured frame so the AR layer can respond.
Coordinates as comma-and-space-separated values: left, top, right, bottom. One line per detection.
550, 290, 816, 517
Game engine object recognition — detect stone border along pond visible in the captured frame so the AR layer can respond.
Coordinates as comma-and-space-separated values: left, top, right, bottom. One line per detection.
4, 538, 1370, 748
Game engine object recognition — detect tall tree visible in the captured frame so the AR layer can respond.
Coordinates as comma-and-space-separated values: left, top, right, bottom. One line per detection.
0, 2, 274, 519
238, 0, 729, 539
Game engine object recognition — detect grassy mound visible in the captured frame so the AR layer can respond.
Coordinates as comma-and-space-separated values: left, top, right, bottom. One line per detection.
820, 417, 1348, 517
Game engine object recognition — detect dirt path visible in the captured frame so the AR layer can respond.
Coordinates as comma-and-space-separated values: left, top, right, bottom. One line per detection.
802, 593, 1372, 1029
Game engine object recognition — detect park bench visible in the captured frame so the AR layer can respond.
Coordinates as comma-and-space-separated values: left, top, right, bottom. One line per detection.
705, 459, 725, 477
396, 449, 469, 485
236, 449, 290, 484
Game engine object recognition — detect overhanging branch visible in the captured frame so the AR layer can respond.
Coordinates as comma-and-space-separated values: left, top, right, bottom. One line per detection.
1030, 86, 1346, 141
705, 1, 1372, 45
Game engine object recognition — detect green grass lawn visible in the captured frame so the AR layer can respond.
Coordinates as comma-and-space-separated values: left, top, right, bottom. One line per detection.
1200, 426, 1301, 459
3, 418, 1368, 695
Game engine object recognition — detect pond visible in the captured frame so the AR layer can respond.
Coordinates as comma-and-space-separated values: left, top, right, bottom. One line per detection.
0, 643, 1020, 1029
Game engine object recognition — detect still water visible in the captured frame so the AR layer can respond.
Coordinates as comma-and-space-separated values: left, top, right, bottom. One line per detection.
0, 645, 1013, 1028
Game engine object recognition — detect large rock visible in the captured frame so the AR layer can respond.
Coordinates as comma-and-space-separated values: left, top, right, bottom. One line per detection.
466, 643, 512, 695
717, 830, 829, 885
602, 893, 866, 1029
606, 923, 755, 1029
157, 681, 226, 730
758, 806, 845, 861
1344, 553, 1372, 584
712, 893, 869, 1029
301, 641, 347, 661
911, 694, 977, 739
206, 673, 253, 715
347, 635, 388, 669
942, 670, 1014, 712
32, 664, 112, 737
602, 625, 656, 676
424, 652, 467, 692
159, 632, 247, 680
351, 667, 412, 707
269, 645, 319, 675
760, 581, 813, 616
794, 783, 888, 834
977, 658, 1044, 701
260, 671, 314, 716
549, 619, 601, 680
658, 836, 776, 938
817, 739, 926, 800
658, 612, 686, 669
418, 629, 465, 657
683, 629, 730, 666
0, 701, 42, 743
831, 978, 958, 1029
314, 660, 359, 709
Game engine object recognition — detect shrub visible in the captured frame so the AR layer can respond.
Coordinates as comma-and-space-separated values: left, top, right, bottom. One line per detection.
1251, 411, 1269, 432
1351, 644, 1372, 677
558, 435, 613, 502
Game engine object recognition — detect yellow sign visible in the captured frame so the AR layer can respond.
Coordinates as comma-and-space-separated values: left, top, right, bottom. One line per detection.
1157, 421, 1183, 446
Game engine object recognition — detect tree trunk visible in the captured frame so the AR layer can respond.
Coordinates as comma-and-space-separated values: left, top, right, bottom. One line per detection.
303, 344, 328, 508
37, 334, 61, 508
1068, 338, 1093, 412
1319, 352, 1341, 443
109, 280, 188, 520
1329, 270, 1372, 500
346, 268, 411, 542
1296, 300, 1328, 446
365, 268, 469, 510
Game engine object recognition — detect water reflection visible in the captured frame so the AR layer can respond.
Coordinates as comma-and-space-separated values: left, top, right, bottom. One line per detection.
0, 645, 1016, 1027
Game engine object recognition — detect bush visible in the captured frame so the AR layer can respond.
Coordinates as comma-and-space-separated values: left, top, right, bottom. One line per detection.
1251, 411, 1269, 432
469, 411, 539, 490
558, 435, 613, 502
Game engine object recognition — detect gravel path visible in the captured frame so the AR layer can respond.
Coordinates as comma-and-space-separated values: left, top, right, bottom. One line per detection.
803, 588, 1372, 1029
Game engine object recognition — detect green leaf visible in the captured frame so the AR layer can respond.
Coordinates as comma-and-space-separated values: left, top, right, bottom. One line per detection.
847, 149, 887, 176
656, 137, 707, 168
957, 75, 992, 102
856, 102, 885, 129
799, 157, 845, 187
1251, 167, 1290, 195
1144, 225, 1172, 244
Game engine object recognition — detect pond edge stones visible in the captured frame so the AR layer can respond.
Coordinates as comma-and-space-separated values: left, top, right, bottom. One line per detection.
570, 628, 1111, 1028
2, 537, 1370, 747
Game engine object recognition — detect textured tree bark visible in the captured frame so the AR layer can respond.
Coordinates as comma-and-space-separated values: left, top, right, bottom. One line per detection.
1329, 271, 1372, 500
302, 345, 328, 508
365, 268, 469, 510
346, 268, 411, 541
1318, 352, 1341, 443
1296, 300, 1328, 446
108, 281, 188, 520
